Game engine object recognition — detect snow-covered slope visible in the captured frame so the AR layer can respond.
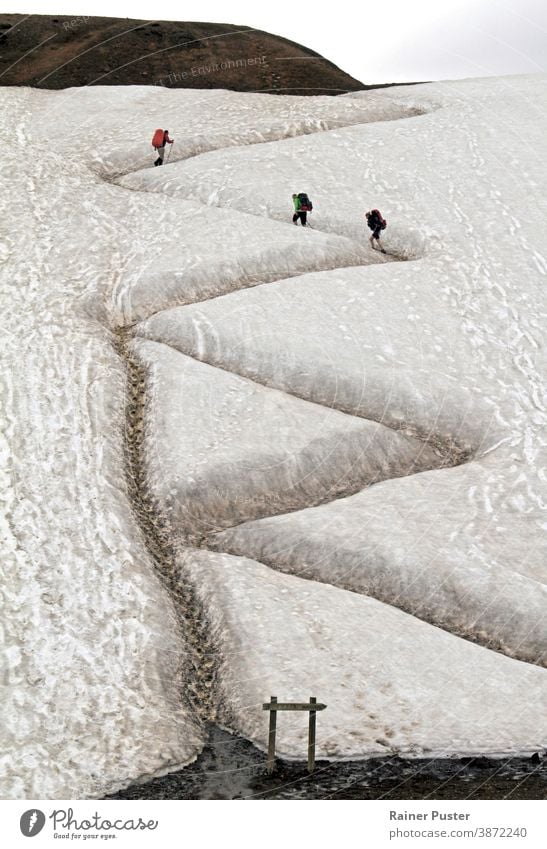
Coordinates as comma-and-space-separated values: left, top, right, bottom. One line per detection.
132, 76, 547, 663
183, 548, 546, 760
1, 76, 546, 798
133, 338, 444, 540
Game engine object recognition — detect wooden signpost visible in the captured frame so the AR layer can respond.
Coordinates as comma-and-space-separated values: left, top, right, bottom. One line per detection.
262, 696, 327, 774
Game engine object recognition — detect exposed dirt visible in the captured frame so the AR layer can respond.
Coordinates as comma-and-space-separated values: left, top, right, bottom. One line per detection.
0, 13, 372, 94
106, 727, 547, 800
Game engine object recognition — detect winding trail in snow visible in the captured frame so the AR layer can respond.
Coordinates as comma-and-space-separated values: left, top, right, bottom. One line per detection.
105, 103, 523, 733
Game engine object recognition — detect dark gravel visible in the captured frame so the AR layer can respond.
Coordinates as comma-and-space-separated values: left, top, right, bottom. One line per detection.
106, 726, 546, 800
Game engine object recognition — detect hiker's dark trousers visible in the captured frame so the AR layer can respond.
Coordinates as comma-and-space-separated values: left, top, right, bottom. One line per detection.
293, 211, 307, 226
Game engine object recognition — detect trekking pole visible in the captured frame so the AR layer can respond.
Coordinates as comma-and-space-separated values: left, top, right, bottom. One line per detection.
166, 141, 174, 163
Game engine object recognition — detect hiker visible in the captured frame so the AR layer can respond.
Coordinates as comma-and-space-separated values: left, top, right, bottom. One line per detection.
152, 128, 174, 166
292, 192, 313, 226
365, 209, 387, 252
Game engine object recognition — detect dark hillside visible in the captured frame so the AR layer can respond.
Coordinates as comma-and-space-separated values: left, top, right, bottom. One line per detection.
0, 14, 368, 94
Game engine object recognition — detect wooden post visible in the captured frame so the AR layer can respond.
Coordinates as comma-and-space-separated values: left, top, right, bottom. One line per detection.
267, 696, 277, 775
262, 697, 326, 775
308, 696, 317, 773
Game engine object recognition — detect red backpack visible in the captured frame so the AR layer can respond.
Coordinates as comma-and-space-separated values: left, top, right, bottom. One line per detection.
152, 128, 164, 148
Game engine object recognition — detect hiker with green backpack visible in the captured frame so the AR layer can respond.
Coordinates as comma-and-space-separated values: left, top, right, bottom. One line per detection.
292, 192, 313, 226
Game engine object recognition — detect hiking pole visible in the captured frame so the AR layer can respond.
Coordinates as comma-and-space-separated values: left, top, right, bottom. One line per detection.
166, 141, 174, 163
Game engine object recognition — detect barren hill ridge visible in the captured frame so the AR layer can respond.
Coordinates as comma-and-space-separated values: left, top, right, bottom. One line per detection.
0, 13, 370, 94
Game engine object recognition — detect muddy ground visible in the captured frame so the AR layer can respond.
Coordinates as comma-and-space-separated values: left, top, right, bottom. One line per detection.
107, 727, 546, 800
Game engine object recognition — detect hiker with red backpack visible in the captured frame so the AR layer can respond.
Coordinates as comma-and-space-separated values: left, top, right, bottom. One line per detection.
152, 128, 174, 166
365, 209, 387, 253
292, 192, 313, 226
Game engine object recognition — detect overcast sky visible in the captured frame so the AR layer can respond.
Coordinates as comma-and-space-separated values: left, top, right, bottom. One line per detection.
9, 0, 547, 83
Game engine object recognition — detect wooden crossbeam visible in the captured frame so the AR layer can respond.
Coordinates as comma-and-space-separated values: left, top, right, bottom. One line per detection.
262, 702, 327, 712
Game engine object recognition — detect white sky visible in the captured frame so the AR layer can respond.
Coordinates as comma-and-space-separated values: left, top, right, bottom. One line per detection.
5, 0, 547, 83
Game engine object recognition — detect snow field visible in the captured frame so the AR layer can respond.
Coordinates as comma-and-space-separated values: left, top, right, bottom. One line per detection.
133, 75, 547, 667
131, 338, 444, 539
2, 76, 547, 798
3, 84, 424, 797
180, 548, 547, 760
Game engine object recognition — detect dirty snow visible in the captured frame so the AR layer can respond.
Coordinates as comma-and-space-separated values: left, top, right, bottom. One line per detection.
135, 75, 547, 665
182, 548, 547, 760
2, 76, 547, 798
132, 338, 443, 539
